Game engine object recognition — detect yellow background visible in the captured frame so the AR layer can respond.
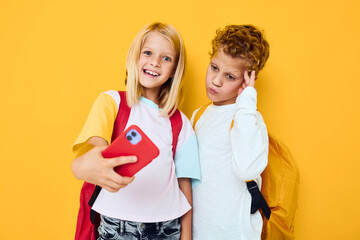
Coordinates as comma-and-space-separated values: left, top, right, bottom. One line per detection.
1, 0, 359, 239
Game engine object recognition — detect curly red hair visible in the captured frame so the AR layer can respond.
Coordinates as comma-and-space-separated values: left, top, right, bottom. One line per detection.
210, 24, 270, 74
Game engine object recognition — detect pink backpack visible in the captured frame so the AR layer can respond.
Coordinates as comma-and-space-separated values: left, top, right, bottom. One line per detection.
74, 91, 183, 240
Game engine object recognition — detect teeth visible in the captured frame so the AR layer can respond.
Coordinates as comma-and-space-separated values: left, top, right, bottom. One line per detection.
145, 70, 159, 76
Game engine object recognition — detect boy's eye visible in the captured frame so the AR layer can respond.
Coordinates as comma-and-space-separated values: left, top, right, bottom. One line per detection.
163, 56, 171, 62
144, 51, 151, 56
226, 74, 235, 80
211, 64, 218, 71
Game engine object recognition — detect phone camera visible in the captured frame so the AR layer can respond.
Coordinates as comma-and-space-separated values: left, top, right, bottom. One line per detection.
126, 129, 142, 145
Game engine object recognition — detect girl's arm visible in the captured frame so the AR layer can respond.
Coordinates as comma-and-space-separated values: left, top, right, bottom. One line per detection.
71, 136, 137, 192
178, 178, 192, 240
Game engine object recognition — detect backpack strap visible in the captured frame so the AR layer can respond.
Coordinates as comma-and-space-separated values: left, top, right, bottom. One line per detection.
111, 91, 131, 141
192, 102, 211, 129
169, 109, 182, 159
246, 180, 271, 220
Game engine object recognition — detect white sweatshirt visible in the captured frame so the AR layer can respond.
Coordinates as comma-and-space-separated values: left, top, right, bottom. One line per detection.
191, 87, 269, 240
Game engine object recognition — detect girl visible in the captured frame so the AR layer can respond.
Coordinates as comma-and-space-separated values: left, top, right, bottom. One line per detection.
71, 22, 201, 240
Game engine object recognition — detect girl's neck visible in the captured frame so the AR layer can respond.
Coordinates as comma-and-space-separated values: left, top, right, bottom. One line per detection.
142, 86, 161, 105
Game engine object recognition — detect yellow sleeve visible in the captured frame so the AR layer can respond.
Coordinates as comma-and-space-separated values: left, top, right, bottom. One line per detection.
72, 92, 118, 156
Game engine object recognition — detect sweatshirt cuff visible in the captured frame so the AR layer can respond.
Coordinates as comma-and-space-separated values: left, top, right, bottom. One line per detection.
236, 86, 257, 111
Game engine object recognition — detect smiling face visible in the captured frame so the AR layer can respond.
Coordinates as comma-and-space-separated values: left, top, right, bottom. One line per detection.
205, 49, 248, 105
138, 31, 177, 101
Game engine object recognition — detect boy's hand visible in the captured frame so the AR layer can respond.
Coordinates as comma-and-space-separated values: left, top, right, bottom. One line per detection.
72, 145, 137, 192
238, 70, 256, 96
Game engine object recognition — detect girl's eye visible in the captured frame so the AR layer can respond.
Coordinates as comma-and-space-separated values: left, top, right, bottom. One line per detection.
163, 56, 171, 62
144, 51, 151, 56
226, 74, 235, 80
211, 64, 218, 71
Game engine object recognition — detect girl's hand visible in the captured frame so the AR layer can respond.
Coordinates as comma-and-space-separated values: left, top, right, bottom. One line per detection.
238, 70, 256, 96
72, 145, 137, 192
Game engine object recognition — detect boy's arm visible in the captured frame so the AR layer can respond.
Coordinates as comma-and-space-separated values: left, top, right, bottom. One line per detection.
178, 177, 192, 240
230, 71, 269, 182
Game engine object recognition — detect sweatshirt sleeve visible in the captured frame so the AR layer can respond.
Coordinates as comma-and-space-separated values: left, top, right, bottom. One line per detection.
230, 86, 269, 182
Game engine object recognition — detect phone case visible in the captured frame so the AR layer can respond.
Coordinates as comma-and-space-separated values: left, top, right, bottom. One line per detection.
101, 125, 159, 177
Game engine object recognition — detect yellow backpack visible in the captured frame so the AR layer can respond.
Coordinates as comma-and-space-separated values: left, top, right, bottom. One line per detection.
193, 104, 300, 240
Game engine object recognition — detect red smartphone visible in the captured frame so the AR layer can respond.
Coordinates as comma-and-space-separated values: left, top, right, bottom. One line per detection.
102, 125, 159, 177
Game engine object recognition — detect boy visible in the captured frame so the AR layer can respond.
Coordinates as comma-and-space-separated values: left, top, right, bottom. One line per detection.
191, 25, 270, 239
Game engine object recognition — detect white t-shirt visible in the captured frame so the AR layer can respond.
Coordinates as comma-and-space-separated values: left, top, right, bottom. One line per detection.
73, 90, 201, 222
191, 87, 268, 240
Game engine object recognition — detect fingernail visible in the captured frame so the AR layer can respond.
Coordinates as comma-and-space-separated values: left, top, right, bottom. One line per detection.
132, 156, 137, 161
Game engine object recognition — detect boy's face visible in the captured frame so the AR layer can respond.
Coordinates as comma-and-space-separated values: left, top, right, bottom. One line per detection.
205, 49, 247, 105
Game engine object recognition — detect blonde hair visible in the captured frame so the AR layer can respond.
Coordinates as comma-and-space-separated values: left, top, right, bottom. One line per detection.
125, 22, 185, 116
